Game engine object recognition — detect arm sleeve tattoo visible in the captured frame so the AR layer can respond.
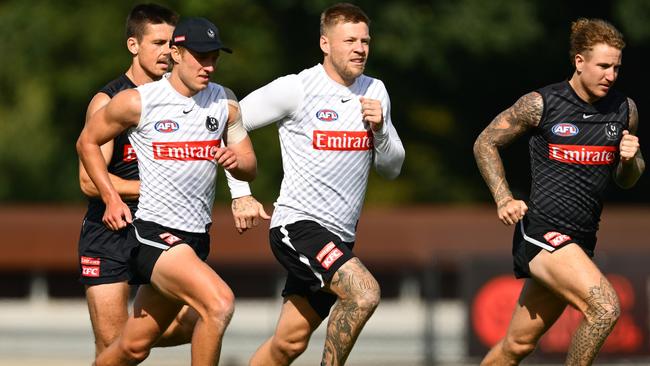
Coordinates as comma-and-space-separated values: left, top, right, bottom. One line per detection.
473, 92, 543, 206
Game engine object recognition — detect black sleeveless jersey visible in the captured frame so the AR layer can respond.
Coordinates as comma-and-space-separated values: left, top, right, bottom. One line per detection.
527, 81, 629, 235
85, 74, 139, 222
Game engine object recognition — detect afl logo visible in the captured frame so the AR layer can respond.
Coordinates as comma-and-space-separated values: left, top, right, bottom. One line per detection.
552, 123, 579, 137
155, 120, 179, 133
316, 109, 338, 122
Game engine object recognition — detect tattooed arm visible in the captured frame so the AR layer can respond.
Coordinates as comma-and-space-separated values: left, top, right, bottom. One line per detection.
614, 98, 644, 188
473, 92, 543, 225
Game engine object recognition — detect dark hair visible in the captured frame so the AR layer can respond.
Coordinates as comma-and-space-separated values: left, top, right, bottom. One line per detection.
320, 3, 370, 35
569, 18, 625, 65
126, 3, 179, 41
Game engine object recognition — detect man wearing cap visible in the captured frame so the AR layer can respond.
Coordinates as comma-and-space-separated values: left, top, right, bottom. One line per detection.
78, 17, 255, 365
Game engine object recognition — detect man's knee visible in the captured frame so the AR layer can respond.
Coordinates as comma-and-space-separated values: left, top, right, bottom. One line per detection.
501, 336, 537, 361
271, 334, 310, 360
346, 274, 381, 314
118, 337, 151, 363
583, 287, 620, 329
202, 288, 236, 326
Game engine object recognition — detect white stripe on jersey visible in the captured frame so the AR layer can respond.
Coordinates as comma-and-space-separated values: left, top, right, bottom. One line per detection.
129, 77, 229, 233
242, 64, 401, 242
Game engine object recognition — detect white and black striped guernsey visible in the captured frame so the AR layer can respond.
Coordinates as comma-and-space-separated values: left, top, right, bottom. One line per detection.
529, 81, 629, 235
241, 64, 404, 242
85, 74, 138, 222
129, 76, 229, 233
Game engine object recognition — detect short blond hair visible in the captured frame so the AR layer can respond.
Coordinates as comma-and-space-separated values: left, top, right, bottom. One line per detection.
320, 3, 370, 36
570, 18, 625, 65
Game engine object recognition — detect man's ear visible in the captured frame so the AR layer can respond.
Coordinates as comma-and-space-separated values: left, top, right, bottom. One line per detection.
127, 37, 139, 56
320, 35, 330, 55
574, 53, 585, 74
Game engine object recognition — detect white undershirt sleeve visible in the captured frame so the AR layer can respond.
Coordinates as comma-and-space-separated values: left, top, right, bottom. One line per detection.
240, 74, 303, 131
226, 75, 303, 199
372, 93, 405, 180
224, 169, 252, 199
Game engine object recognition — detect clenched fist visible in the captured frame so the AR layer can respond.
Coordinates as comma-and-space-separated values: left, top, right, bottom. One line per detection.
360, 97, 383, 132
619, 130, 640, 162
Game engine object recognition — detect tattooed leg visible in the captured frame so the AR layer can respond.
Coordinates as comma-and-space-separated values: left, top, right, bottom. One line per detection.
321, 258, 380, 366
566, 277, 620, 366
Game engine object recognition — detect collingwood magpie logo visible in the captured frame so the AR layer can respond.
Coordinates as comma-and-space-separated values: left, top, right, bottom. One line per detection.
206, 116, 219, 132
605, 122, 620, 140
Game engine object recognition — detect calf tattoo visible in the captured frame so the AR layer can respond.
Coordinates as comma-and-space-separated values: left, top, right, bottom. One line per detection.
321, 258, 379, 366
566, 277, 620, 365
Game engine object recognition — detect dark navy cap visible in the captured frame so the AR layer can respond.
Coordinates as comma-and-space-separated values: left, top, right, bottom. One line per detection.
170, 17, 232, 53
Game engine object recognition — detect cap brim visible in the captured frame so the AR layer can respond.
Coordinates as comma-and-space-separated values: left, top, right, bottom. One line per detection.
184, 43, 232, 54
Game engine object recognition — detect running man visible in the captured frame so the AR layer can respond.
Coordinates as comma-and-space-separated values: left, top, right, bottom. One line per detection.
78, 17, 256, 365
232, 3, 405, 365
77, 4, 265, 357
77, 3, 197, 355
473, 18, 644, 365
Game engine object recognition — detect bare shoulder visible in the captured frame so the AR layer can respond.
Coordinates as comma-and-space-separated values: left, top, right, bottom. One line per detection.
105, 89, 141, 126
627, 97, 639, 134
85, 92, 112, 122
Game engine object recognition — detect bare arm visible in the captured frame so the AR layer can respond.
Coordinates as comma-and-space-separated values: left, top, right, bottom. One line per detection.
473, 92, 542, 224
78, 92, 140, 200
614, 98, 644, 188
76, 89, 141, 230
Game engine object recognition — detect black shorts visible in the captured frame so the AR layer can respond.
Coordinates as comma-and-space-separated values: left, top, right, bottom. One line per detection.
78, 218, 137, 285
127, 219, 210, 285
513, 215, 596, 279
270, 220, 355, 319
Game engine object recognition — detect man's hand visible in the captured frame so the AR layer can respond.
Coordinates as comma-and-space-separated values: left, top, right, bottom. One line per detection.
231, 195, 270, 234
103, 197, 132, 231
619, 130, 640, 163
497, 198, 528, 226
360, 97, 383, 132
214, 147, 238, 170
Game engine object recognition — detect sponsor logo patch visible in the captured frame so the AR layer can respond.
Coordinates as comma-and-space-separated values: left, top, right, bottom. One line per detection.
159, 232, 182, 246
153, 140, 221, 161
313, 130, 373, 151
80, 256, 101, 266
316, 109, 339, 122
155, 120, 180, 133
123, 144, 137, 162
552, 123, 579, 137
321, 248, 343, 270
543, 231, 572, 247
549, 144, 617, 165
82, 265, 100, 277
316, 242, 336, 262
174, 35, 186, 43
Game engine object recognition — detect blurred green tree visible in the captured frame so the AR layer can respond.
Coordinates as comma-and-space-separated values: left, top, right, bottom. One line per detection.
0, 0, 646, 205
